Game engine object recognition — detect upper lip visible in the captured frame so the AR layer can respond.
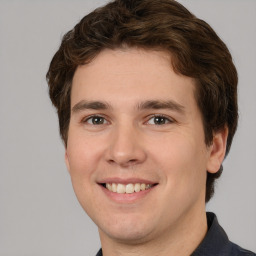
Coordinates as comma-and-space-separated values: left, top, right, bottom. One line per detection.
97, 177, 158, 185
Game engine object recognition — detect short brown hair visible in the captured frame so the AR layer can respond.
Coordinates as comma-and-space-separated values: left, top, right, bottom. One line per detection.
46, 0, 238, 202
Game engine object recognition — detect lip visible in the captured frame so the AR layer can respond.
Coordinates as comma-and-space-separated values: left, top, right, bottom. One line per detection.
97, 177, 158, 204
97, 177, 157, 185
99, 184, 157, 203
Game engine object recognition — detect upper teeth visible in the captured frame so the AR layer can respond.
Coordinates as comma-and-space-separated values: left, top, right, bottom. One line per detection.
106, 183, 153, 194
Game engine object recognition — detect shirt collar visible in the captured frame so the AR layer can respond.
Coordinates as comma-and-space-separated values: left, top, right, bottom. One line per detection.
191, 212, 229, 256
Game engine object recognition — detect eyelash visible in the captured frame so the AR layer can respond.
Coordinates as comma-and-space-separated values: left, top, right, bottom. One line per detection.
146, 114, 174, 125
82, 115, 108, 125
82, 114, 174, 126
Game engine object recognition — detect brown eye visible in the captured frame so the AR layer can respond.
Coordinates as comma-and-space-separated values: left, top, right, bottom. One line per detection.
86, 116, 107, 125
147, 115, 173, 125
154, 116, 167, 125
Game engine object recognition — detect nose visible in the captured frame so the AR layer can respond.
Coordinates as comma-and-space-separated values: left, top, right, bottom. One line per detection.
105, 123, 147, 167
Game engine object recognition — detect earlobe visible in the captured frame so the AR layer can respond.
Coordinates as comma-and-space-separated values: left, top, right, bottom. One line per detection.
207, 126, 228, 174
65, 151, 71, 173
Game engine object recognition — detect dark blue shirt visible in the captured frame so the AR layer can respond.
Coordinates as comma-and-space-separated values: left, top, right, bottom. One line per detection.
96, 212, 255, 256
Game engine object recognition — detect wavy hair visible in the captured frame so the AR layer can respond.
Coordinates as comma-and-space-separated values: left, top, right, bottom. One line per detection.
46, 0, 238, 202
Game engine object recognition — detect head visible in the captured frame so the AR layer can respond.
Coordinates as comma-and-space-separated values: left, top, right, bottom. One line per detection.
46, 0, 237, 203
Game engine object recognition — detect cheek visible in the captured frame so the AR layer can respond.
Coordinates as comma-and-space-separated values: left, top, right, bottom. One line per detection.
66, 135, 103, 214
151, 134, 202, 166
66, 133, 103, 179
151, 134, 207, 192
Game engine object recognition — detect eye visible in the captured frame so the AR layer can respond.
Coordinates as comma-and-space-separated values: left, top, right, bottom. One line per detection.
147, 115, 173, 125
84, 115, 107, 125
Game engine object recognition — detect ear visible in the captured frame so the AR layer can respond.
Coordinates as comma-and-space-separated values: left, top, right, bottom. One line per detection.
207, 126, 228, 174
65, 150, 71, 173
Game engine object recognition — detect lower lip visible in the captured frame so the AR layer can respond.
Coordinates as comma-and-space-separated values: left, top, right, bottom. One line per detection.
99, 185, 156, 203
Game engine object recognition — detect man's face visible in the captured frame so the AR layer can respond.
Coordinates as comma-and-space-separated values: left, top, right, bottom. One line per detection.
65, 48, 225, 244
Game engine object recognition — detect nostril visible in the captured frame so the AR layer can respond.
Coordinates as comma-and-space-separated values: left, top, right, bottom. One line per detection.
107, 159, 115, 164
107, 158, 139, 166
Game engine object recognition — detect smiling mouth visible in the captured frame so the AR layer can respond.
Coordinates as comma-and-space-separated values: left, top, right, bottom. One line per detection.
101, 183, 157, 194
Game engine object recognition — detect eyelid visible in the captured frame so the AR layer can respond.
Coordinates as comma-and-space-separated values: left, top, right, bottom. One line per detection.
80, 113, 175, 125
81, 114, 109, 124
145, 114, 175, 125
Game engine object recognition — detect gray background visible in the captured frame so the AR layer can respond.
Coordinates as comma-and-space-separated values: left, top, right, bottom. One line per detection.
0, 0, 255, 255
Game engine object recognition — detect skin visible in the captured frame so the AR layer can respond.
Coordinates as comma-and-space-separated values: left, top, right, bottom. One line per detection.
65, 48, 228, 256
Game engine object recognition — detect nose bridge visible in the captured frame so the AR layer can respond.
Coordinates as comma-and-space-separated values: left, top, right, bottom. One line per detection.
107, 120, 146, 166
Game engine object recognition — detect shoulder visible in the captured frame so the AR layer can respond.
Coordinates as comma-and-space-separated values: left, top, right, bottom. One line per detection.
192, 212, 255, 256
229, 242, 256, 256
95, 249, 102, 256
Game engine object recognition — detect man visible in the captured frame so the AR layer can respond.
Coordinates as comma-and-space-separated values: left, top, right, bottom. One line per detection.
46, 0, 255, 255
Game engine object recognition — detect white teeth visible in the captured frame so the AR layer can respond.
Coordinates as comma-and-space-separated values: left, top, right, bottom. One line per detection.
112, 183, 117, 192
134, 183, 141, 192
116, 184, 126, 194
105, 183, 153, 193
126, 184, 134, 194
145, 184, 151, 189
106, 183, 112, 191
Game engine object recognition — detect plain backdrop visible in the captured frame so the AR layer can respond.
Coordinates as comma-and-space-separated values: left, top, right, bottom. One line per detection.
0, 0, 255, 255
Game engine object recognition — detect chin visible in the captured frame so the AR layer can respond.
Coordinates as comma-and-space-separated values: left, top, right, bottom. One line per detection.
98, 215, 156, 244
102, 227, 152, 245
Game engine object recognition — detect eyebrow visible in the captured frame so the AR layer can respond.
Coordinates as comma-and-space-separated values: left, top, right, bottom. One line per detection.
136, 100, 185, 114
72, 99, 185, 114
72, 100, 112, 113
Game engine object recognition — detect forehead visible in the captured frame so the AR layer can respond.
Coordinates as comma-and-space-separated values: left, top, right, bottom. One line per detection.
71, 48, 197, 110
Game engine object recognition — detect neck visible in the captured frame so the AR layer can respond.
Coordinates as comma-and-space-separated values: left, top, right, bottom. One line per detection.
99, 208, 208, 256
